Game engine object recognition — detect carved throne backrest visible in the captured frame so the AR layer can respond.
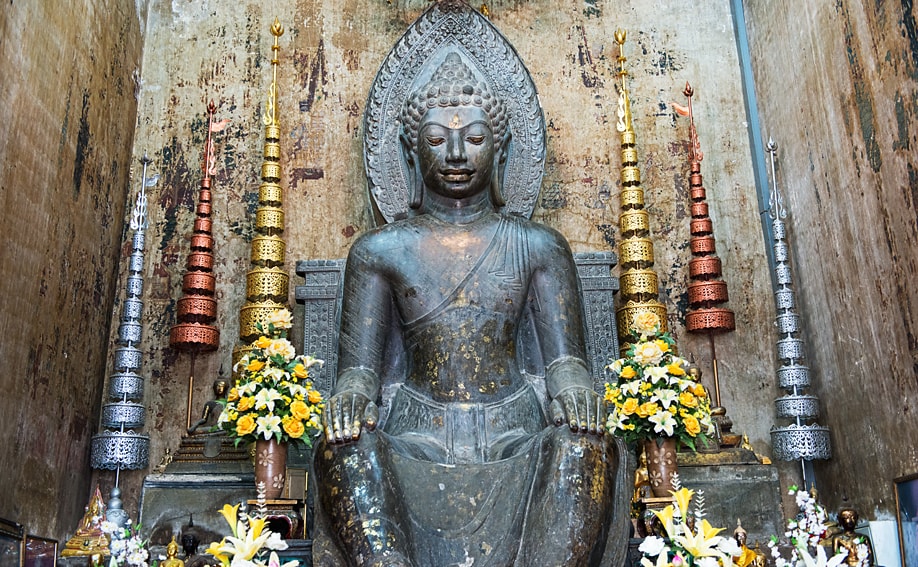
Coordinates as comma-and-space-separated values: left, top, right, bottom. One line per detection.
295, 251, 620, 407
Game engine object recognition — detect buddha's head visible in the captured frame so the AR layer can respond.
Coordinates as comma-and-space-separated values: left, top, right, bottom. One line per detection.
837, 507, 858, 532
167, 537, 179, 558
400, 52, 510, 208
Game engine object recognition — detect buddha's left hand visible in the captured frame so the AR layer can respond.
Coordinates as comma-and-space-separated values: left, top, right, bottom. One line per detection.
550, 387, 606, 435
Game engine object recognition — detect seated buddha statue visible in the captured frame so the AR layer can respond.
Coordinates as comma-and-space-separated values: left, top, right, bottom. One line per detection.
312, 51, 626, 567
61, 485, 110, 557
832, 507, 874, 567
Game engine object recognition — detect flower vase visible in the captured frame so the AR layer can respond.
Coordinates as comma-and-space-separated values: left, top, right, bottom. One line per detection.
254, 438, 287, 499
643, 437, 677, 497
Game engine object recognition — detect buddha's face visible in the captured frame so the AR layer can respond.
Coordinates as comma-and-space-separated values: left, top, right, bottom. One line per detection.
417, 105, 495, 201
839, 509, 857, 531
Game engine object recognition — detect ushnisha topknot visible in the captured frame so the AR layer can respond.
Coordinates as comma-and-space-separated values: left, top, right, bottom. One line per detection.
400, 52, 508, 152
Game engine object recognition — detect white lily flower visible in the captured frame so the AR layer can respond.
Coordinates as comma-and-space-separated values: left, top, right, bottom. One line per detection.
649, 411, 677, 437
644, 366, 669, 384
256, 414, 282, 438
621, 380, 642, 396
651, 388, 679, 409
254, 388, 284, 412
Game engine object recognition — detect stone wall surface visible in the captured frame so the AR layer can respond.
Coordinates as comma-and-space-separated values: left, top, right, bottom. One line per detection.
0, 0, 144, 542
119, 0, 779, 521
743, 0, 918, 518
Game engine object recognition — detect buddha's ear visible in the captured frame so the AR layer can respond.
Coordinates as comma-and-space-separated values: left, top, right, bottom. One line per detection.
498, 131, 512, 165
400, 132, 423, 209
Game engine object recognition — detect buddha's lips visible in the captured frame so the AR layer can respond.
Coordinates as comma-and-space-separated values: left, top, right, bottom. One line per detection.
441, 168, 474, 180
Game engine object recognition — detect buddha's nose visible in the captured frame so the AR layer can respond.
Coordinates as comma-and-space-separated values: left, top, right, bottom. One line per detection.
446, 130, 466, 162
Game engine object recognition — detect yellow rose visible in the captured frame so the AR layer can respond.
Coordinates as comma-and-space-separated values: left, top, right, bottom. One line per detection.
633, 312, 660, 334
308, 389, 323, 404
692, 384, 707, 398
620, 366, 637, 379
683, 415, 701, 436
227, 388, 239, 402
283, 417, 305, 439
621, 398, 639, 416
290, 399, 312, 420
236, 414, 257, 436
666, 363, 686, 376
237, 396, 255, 411
255, 336, 272, 349
654, 339, 670, 353
679, 391, 698, 408
246, 359, 265, 372
293, 363, 308, 380
637, 402, 660, 418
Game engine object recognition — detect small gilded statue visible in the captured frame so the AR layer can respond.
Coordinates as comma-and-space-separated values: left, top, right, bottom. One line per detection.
61, 485, 110, 556
733, 519, 757, 567
162, 537, 185, 567
832, 507, 875, 567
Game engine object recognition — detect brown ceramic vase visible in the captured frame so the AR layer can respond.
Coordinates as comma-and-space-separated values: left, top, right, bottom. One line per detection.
643, 437, 678, 497
254, 438, 287, 499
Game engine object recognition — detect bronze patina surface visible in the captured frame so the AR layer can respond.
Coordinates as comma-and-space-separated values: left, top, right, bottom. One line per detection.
312, 3, 629, 566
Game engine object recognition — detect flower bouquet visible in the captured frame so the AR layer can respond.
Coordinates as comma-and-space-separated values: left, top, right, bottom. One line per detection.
206, 503, 298, 567
767, 487, 860, 567
217, 308, 324, 447
100, 520, 150, 567
638, 480, 742, 567
604, 312, 715, 451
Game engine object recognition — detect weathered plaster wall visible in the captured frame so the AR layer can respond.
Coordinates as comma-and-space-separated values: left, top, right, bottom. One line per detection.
0, 0, 145, 541
117, 0, 779, 517
744, 0, 918, 518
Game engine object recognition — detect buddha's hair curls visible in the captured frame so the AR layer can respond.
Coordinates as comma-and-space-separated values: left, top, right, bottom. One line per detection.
400, 52, 508, 151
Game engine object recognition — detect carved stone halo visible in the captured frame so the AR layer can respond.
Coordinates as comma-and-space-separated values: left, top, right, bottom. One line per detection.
363, 0, 546, 223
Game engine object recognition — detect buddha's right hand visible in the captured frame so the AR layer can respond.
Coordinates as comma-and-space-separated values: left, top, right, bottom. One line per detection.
324, 391, 380, 444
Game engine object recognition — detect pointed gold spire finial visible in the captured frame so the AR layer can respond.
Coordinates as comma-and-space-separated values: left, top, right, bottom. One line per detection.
264, 17, 284, 128
236, 19, 290, 369
613, 29, 670, 351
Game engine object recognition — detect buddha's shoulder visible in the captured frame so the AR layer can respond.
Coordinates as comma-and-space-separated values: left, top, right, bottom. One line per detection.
506, 215, 574, 253
346, 219, 424, 256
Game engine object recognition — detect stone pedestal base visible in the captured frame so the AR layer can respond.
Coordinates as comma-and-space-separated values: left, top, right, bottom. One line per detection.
139, 472, 255, 546
655, 455, 782, 546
